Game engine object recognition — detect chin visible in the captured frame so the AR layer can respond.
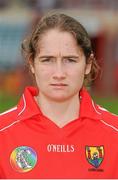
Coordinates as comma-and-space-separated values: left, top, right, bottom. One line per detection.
47, 94, 74, 102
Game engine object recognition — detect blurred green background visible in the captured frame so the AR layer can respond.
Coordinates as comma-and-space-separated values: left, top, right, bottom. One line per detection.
93, 96, 118, 115
0, 93, 18, 113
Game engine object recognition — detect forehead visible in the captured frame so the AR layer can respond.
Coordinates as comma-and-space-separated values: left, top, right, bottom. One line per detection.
36, 29, 83, 55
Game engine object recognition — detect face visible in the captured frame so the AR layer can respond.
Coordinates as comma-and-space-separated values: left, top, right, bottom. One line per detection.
30, 29, 91, 102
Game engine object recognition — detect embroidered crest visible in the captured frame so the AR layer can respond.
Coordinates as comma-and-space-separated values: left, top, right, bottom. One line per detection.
85, 146, 104, 168
10, 146, 37, 173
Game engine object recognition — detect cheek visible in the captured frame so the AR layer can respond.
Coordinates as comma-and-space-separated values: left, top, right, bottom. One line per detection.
69, 66, 86, 79
34, 66, 52, 80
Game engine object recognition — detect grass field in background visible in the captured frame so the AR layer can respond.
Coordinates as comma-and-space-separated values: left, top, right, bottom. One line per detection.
0, 94, 19, 113
93, 96, 118, 115
0, 94, 118, 115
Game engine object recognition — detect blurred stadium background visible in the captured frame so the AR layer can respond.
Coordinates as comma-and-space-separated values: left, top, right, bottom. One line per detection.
0, 0, 118, 114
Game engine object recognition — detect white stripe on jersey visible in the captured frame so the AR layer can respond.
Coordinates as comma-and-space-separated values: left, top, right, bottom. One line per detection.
18, 94, 26, 116
92, 100, 101, 115
0, 107, 17, 116
92, 101, 118, 132
98, 105, 118, 117
0, 94, 26, 132
100, 119, 118, 132
0, 119, 20, 132
97, 105, 108, 112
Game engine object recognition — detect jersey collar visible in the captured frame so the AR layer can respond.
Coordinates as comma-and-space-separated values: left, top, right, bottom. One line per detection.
17, 86, 102, 121
17, 86, 41, 120
79, 87, 101, 120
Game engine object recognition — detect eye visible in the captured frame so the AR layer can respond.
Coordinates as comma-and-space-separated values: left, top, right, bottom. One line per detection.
40, 58, 54, 64
64, 58, 77, 63
40, 58, 51, 62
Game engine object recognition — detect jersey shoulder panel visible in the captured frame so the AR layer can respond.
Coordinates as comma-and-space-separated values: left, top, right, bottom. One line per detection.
97, 105, 118, 119
0, 107, 18, 131
97, 105, 118, 132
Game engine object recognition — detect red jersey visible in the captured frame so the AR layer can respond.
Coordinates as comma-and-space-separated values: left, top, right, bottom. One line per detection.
0, 86, 118, 179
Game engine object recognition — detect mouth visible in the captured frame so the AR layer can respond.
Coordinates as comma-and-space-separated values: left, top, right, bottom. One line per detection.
50, 84, 68, 90
50, 83, 68, 86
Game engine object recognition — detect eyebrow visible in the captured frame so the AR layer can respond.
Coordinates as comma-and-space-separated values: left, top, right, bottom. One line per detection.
38, 56, 55, 59
38, 55, 79, 59
63, 56, 79, 59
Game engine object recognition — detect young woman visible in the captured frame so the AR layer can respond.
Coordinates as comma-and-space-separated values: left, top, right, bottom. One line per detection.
0, 12, 118, 179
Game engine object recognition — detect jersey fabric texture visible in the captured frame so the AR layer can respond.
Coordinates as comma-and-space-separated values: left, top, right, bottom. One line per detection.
0, 86, 118, 179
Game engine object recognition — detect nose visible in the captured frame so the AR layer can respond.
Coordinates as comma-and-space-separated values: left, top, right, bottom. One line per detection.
53, 61, 66, 80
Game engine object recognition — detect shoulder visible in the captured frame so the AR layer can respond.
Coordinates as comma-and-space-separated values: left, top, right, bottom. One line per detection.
96, 104, 118, 132
97, 105, 118, 120
0, 106, 18, 117
0, 106, 18, 132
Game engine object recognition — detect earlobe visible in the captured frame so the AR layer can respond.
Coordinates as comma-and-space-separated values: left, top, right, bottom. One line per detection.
85, 63, 92, 75
30, 64, 35, 74
85, 54, 93, 75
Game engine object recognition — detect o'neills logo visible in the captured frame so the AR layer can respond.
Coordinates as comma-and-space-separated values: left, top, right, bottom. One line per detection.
47, 144, 75, 152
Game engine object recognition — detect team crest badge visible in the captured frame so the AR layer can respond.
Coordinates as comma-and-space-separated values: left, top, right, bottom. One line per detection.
85, 146, 104, 168
10, 146, 37, 173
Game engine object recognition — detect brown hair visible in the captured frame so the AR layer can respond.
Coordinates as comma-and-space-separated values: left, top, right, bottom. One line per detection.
21, 12, 100, 85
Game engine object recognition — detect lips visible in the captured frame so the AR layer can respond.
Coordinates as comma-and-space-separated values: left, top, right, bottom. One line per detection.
50, 83, 67, 86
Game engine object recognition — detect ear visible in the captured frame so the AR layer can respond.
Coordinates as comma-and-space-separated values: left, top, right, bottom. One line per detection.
29, 61, 35, 74
30, 65, 35, 74
85, 62, 92, 75
85, 54, 93, 75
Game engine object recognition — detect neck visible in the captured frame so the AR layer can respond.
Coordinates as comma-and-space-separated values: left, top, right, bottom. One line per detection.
35, 93, 80, 128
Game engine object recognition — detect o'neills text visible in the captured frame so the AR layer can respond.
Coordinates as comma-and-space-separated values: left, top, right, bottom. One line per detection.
47, 144, 75, 152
